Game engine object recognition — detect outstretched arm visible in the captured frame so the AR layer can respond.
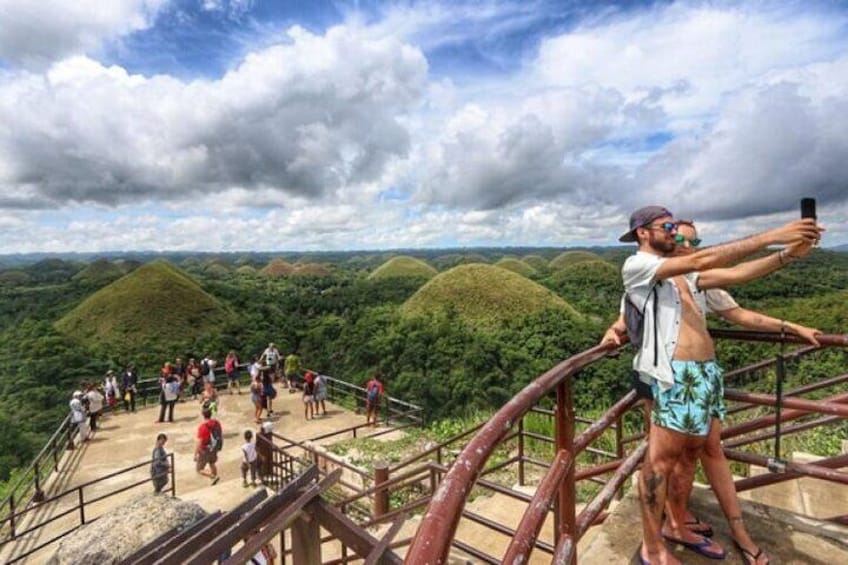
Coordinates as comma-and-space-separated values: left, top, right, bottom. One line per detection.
654, 219, 820, 281
716, 307, 822, 346
698, 239, 813, 289
601, 314, 627, 346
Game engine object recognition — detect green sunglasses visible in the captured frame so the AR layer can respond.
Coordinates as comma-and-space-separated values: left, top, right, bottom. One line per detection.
675, 234, 702, 247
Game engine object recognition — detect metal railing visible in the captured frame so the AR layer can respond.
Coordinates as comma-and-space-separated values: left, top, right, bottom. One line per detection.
0, 454, 175, 564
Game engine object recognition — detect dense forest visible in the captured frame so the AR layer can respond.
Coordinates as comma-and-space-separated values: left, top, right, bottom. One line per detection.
0, 247, 846, 486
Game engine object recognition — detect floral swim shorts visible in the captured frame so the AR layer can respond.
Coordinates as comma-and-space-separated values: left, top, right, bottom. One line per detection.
650, 360, 726, 436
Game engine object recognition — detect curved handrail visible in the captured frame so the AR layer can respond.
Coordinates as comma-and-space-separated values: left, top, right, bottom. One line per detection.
405, 341, 618, 564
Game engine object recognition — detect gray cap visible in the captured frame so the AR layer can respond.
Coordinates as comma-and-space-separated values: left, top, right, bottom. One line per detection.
619, 206, 673, 242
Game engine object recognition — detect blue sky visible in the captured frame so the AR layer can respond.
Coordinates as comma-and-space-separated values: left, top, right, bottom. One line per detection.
0, 0, 847, 252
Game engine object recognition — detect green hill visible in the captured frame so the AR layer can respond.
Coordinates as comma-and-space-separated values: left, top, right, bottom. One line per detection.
549, 251, 604, 270
494, 258, 536, 277
402, 264, 579, 330
522, 255, 548, 270
292, 263, 332, 276
0, 269, 32, 286
368, 256, 438, 280
72, 259, 125, 285
236, 265, 258, 275
432, 253, 490, 270
55, 261, 233, 355
545, 260, 621, 317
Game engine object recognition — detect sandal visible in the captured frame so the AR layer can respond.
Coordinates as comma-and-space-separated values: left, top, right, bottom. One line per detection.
733, 540, 769, 565
684, 515, 714, 537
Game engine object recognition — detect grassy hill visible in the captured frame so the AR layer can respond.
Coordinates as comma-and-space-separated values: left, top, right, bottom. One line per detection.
549, 251, 604, 270
494, 258, 536, 277
545, 260, 622, 318
55, 260, 233, 356
522, 255, 549, 270
260, 258, 295, 277
368, 256, 438, 280
401, 263, 579, 330
72, 259, 125, 285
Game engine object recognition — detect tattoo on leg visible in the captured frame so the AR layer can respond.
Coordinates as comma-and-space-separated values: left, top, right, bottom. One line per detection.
645, 472, 663, 511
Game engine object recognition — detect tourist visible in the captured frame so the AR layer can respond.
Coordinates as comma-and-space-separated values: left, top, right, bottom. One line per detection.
201, 380, 219, 416
187, 357, 202, 399
249, 356, 263, 423
173, 357, 187, 401
313, 372, 328, 417
86, 383, 104, 432
284, 350, 300, 392
121, 364, 138, 412
261, 342, 282, 382
159, 372, 180, 423
241, 430, 259, 487
151, 433, 169, 494
104, 370, 119, 411
617, 206, 819, 565
69, 390, 89, 443
262, 366, 276, 418
202, 356, 216, 385
604, 217, 821, 559
302, 371, 315, 420
365, 373, 383, 426
225, 350, 241, 395
195, 408, 222, 485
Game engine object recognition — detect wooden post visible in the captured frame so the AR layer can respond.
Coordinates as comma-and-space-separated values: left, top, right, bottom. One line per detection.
9, 494, 15, 540
66, 423, 75, 451
555, 380, 576, 565
518, 417, 526, 487
374, 462, 390, 518
614, 415, 624, 501
291, 513, 321, 565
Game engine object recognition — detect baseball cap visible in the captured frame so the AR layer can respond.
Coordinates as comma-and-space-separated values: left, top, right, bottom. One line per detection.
619, 206, 673, 242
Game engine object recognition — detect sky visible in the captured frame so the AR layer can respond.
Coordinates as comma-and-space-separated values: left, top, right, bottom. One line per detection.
1, 0, 848, 253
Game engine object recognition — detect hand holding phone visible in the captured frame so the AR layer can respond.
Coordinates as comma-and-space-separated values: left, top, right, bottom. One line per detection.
801, 197, 816, 219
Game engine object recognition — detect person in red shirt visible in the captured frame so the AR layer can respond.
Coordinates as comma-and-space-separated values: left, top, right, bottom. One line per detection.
365, 373, 384, 426
225, 350, 241, 395
195, 408, 222, 485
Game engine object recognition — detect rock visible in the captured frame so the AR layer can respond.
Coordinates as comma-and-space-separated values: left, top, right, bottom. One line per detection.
48, 494, 207, 564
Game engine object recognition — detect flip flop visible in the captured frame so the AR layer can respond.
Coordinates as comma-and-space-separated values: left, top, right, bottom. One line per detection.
685, 516, 714, 537
733, 540, 769, 564
663, 534, 726, 560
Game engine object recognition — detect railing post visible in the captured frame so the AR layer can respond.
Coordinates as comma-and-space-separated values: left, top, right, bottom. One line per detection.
9, 494, 15, 540
614, 415, 624, 500
34, 464, 45, 503
170, 453, 176, 497
518, 417, 525, 487
66, 422, 75, 451
556, 379, 576, 565
374, 462, 390, 518
291, 513, 321, 565
78, 487, 85, 525
52, 437, 59, 472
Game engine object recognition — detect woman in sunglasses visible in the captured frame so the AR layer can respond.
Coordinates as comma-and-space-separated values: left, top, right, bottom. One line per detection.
604, 218, 821, 564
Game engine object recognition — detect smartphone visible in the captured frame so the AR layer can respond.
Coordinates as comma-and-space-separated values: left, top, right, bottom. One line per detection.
801, 197, 816, 219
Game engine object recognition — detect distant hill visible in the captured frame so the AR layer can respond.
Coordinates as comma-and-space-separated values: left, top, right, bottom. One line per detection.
236, 265, 258, 275
432, 253, 490, 270
545, 260, 622, 317
291, 263, 332, 276
402, 264, 579, 330
549, 251, 604, 270
55, 261, 233, 355
494, 258, 536, 277
522, 255, 548, 270
72, 259, 125, 285
260, 258, 295, 277
368, 256, 438, 280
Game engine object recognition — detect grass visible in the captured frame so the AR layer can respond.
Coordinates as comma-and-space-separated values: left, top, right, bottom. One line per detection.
368, 256, 438, 280
71, 259, 125, 284
549, 251, 604, 270
401, 263, 580, 330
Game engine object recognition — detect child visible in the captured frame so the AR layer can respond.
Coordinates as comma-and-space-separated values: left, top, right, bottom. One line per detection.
151, 433, 169, 494
241, 430, 259, 487
201, 380, 219, 416
302, 372, 315, 420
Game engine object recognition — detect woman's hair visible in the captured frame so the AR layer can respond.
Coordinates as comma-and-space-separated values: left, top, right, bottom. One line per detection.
157, 433, 167, 442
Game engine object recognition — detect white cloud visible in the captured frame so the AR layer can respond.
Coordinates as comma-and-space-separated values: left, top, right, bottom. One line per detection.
0, 25, 428, 208
0, 0, 167, 66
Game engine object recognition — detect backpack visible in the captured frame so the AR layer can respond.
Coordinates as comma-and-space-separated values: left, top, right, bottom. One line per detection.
201, 360, 211, 375
623, 283, 660, 366
367, 383, 380, 403
206, 420, 223, 452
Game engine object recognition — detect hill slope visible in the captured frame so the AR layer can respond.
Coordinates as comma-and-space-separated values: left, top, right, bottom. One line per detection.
549, 251, 604, 270
494, 258, 536, 277
55, 261, 233, 353
369, 256, 438, 280
401, 263, 579, 330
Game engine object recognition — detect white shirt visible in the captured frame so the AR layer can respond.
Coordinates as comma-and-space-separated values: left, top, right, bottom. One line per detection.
705, 288, 739, 312
87, 390, 104, 413
242, 442, 257, 463
622, 251, 709, 391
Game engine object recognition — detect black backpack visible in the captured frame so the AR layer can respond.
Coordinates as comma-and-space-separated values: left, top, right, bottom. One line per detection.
623, 283, 660, 366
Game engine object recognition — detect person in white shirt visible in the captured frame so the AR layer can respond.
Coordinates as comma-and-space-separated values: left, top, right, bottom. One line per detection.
85, 384, 104, 432
617, 206, 820, 565
241, 430, 259, 487
605, 218, 821, 563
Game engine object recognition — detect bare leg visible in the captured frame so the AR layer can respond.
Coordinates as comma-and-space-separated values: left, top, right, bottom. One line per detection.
700, 419, 768, 564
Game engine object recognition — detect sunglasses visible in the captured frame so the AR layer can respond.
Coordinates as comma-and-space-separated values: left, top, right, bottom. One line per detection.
675, 234, 702, 247
644, 221, 677, 233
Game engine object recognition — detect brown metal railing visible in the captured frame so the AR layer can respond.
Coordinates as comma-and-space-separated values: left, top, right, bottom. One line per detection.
405, 330, 848, 565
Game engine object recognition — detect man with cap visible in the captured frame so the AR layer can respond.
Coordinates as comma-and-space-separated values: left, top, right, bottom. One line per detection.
619, 206, 820, 565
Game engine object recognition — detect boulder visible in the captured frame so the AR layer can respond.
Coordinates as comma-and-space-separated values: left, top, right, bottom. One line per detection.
48, 494, 206, 564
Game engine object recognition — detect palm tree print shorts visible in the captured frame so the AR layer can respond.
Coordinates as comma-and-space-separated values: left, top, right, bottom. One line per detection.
650, 360, 726, 436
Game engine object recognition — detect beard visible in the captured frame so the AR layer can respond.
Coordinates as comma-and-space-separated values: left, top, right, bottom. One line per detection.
648, 233, 676, 255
